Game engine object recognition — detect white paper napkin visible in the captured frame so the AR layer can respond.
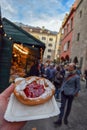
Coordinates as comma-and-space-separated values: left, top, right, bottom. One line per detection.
4, 94, 60, 122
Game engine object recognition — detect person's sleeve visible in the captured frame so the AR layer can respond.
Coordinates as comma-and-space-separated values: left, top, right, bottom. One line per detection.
74, 76, 81, 96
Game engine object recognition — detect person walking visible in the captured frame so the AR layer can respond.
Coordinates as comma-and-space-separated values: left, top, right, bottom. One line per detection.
48, 64, 56, 82
53, 65, 63, 100
54, 63, 80, 126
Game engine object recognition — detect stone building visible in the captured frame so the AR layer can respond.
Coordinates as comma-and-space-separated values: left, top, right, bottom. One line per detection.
71, 0, 87, 73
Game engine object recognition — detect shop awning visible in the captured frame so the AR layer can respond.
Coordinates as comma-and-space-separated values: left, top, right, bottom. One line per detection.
2, 18, 45, 50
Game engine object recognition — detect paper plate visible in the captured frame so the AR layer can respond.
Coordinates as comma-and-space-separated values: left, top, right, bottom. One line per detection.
4, 94, 60, 122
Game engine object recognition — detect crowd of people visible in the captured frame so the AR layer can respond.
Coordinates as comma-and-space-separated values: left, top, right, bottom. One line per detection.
25, 60, 87, 101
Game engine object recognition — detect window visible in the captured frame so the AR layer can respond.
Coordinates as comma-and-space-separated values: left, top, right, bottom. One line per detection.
71, 18, 73, 30
67, 24, 69, 33
62, 29, 64, 34
48, 43, 52, 47
49, 38, 53, 41
47, 55, 51, 59
48, 49, 51, 52
77, 33, 80, 41
80, 10, 82, 18
63, 41, 70, 51
67, 41, 70, 49
42, 37, 46, 40
64, 44, 67, 51
64, 25, 68, 35
80, 57, 83, 68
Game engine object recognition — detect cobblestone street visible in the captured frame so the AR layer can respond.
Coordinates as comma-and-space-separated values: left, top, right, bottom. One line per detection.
22, 81, 87, 130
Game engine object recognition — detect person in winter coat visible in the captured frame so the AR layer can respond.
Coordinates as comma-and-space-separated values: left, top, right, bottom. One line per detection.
26, 61, 39, 77
54, 63, 80, 126
54, 66, 63, 99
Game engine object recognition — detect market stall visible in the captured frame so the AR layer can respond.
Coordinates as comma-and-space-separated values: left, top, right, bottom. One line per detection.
0, 17, 45, 92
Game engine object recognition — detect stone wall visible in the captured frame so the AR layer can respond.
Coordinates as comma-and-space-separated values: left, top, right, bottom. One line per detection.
71, 0, 87, 73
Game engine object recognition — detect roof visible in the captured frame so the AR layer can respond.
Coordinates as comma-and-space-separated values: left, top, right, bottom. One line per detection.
62, 1, 77, 27
21, 26, 58, 35
2, 18, 45, 50
14, 22, 58, 35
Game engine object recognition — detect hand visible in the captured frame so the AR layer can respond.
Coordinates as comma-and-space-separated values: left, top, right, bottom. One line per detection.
0, 84, 26, 130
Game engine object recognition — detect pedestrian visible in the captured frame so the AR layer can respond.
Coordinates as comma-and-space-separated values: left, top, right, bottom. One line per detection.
84, 68, 87, 88
60, 64, 65, 79
48, 63, 56, 82
26, 61, 39, 77
0, 84, 26, 130
41, 63, 50, 78
54, 63, 80, 126
53, 65, 63, 100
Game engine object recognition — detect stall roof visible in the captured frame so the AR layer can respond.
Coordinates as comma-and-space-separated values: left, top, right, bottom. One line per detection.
2, 18, 45, 50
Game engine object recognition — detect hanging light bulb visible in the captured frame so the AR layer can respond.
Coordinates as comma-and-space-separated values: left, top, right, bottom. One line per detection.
4, 33, 7, 37
13, 44, 28, 55
9, 37, 12, 40
0, 25, 3, 28
32, 45, 34, 48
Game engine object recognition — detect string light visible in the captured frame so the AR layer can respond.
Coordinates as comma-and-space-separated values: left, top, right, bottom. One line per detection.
13, 44, 29, 55
0, 25, 3, 28
4, 33, 7, 37
0, 22, 44, 59
9, 37, 12, 40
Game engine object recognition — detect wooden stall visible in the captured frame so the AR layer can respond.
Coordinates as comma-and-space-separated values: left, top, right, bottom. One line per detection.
0, 18, 45, 92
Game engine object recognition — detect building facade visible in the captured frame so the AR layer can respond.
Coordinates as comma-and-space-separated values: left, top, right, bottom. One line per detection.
55, 28, 63, 63
21, 26, 58, 62
60, 3, 77, 63
71, 0, 87, 73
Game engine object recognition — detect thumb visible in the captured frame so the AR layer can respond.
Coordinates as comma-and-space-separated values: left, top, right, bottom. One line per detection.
1, 83, 15, 98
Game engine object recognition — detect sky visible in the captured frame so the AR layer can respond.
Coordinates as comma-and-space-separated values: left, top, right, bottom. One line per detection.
0, 0, 75, 32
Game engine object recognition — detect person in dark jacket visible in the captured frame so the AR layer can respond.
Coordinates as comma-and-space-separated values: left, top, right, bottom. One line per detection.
54, 63, 80, 126
27, 61, 39, 77
54, 66, 63, 99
